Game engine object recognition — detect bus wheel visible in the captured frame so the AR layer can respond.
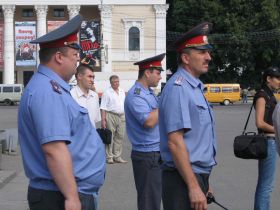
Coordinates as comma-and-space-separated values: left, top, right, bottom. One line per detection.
223, 99, 230, 106
4, 99, 12, 106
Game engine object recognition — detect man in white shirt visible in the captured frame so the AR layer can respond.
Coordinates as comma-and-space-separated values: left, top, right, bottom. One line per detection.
100, 75, 127, 164
71, 64, 101, 128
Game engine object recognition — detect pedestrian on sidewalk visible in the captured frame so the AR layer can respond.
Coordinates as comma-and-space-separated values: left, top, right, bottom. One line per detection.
100, 75, 127, 164
242, 88, 249, 103
71, 64, 101, 128
254, 67, 280, 210
18, 15, 105, 210
125, 53, 165, 210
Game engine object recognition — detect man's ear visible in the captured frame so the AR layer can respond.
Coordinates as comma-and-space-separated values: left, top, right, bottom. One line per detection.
181, 53, 190, 65
144, 69, 150, 78
54, 52, 64, 65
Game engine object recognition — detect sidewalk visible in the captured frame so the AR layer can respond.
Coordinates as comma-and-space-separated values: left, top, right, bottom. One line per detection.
0, 153, 29, 210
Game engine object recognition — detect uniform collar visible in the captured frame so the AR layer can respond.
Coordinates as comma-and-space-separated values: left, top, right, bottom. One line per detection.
178, 66, 204, 91
38, 64, 71, 92
135, 81, 154, 95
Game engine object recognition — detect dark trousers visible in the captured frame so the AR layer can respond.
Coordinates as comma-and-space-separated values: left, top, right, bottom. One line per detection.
131, 150, 162, 210
28, 186, 96, 210
162, 168, 209, 210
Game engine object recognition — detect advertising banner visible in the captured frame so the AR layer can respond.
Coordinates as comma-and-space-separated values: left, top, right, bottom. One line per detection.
15, 21, 36, 66
47, 21, 67, 32
0, 21, 4, 67
80, 21, 101, 70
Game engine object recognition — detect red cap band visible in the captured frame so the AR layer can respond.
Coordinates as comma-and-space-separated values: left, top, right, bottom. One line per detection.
40, 33, 78, 49
176, 35, 209, 52
139, 60, 162, 70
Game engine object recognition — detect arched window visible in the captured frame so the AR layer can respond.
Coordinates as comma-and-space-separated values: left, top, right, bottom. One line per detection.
129, 27, 140, 51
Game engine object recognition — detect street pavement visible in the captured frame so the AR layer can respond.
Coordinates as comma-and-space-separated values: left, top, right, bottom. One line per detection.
1, 103, 280, 210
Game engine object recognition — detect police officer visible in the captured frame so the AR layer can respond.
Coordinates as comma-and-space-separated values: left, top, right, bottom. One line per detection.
18, 15, 106, 210
159, 22, 217, 210
124, 53, 165, 210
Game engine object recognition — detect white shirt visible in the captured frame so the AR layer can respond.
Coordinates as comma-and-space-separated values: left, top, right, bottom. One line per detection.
70, 85, 101, 128
100, 87, 125, 114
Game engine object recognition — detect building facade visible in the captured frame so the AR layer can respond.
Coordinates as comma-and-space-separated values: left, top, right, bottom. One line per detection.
0, 0, 168, 92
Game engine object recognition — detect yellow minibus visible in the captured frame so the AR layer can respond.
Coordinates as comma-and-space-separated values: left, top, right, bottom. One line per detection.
203, 84, 241, 105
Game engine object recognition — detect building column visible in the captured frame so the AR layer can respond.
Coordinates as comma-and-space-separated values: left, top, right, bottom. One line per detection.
35, 5, 48, 39
35, 5, 48, 66
67, 5, 80, 19
153, 4, 169, 71
98, 4, 113, 73
67, 5, 81, 83
2, 5, 15, 84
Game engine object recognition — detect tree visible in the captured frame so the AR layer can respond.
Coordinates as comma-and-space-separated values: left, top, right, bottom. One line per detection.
167, 0, 280, 89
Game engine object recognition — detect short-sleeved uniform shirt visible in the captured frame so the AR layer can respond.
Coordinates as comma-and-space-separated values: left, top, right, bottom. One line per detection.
18, 65, 106, 194
159, 67, 217, 174
125, 81, 160, 152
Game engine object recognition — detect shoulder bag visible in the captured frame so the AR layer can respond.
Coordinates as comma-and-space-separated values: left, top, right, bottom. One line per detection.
233, 103, 267, 159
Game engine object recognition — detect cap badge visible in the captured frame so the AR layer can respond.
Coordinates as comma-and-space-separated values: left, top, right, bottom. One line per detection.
203, 36, 208, 44
50, 80, 62, 94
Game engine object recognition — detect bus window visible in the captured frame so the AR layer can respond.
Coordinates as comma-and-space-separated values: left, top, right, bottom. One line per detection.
210, 87, 220, 93
222, 87, 233, 92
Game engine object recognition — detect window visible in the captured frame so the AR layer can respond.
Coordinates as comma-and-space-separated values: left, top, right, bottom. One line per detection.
233, 87, 240, 92
222, 87, 233, 93
129, 27, 140, 51
14, 87, 21, 92
210, 87, 220, 93
53, 9, 65, 18
3, 87, 13, 93
203, 87, 208, 93
22, 9, 34, 17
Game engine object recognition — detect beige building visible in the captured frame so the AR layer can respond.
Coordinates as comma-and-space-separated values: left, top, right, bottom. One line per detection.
0, 0, 168, 92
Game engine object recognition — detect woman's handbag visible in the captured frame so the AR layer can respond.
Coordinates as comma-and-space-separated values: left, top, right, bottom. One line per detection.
233, 104, 267, 159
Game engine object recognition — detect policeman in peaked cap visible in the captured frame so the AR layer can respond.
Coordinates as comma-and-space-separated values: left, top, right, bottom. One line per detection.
174, 22, 213, 52
158, 22, 217, 210
18, 14, 106, 210
124, 53, 165, 210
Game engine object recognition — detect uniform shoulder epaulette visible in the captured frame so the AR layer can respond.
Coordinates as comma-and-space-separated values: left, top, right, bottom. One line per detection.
174, 76, 184, 86
50, 80, 62, 94
134, 87, 141, 95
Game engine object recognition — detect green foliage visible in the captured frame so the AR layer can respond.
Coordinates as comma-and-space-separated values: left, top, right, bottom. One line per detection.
167, 0, 280, 89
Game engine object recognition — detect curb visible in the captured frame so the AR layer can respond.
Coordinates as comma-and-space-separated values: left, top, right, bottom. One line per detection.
0, 170, 16, 189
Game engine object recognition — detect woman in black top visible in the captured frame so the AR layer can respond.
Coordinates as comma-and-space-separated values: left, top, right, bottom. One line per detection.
253, 67, 280, 210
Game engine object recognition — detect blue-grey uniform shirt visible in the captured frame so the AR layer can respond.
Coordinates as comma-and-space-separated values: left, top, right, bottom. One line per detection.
125, 81, 160, 152
159, 67, 217, 174
18, 65, 106, 194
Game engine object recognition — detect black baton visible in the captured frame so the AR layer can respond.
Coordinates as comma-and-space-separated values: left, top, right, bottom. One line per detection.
206, 192, 229, 210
